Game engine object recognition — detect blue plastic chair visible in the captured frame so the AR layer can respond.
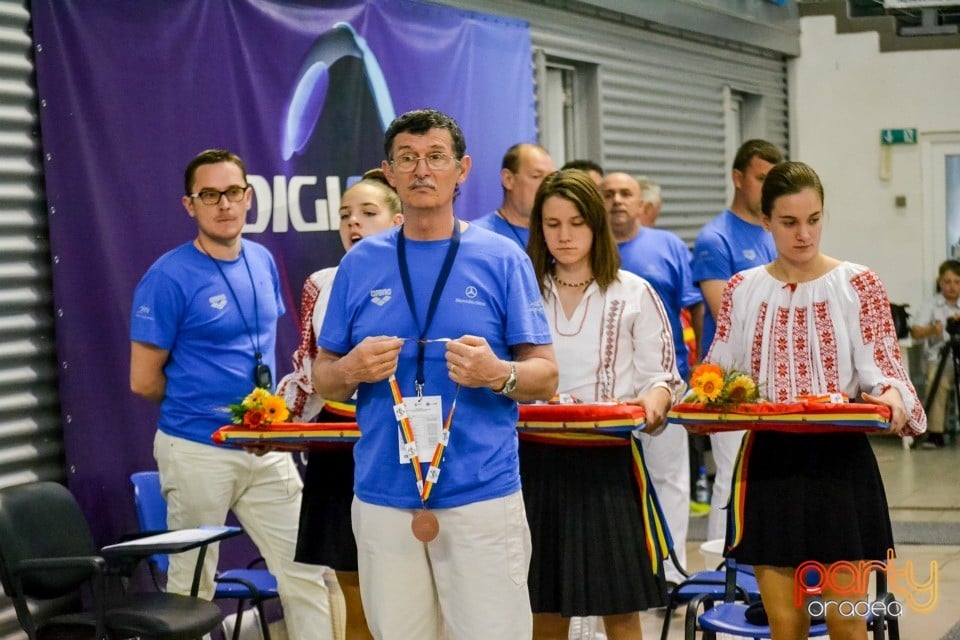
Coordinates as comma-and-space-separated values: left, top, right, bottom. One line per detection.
130, 471, 279, 640
660, 558, 761, 640
685, 559, 899, 639
684, 559, 829, 639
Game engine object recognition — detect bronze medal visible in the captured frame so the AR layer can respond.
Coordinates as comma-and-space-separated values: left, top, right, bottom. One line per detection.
411, 509, 440, 542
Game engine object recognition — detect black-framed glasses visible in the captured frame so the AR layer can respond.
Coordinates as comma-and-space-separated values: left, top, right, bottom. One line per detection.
390, 153, 459, 173
188, 185, 250, 205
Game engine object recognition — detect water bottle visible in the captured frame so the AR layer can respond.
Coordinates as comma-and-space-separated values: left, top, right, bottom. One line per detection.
694, 465, 711, 504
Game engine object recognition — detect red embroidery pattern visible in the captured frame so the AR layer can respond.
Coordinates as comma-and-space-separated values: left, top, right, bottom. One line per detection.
713, 273, 745, 345
853, 270, 896, 346
278, 276, 322, 419
813, 301, 840, 393
773, 306, 791, 403
600, 299, 625, 399
641, 280, 678, 383
793, 307, 812, 396
851, 269, 926, 432
750, 302, 767, 382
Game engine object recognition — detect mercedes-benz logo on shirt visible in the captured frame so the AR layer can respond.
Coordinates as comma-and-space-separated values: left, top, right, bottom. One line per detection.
465, 286, 478, 299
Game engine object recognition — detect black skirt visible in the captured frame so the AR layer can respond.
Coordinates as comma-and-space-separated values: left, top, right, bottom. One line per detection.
725, 431, 895, 567
295, 446, 358, 571
520, 440, 666, 617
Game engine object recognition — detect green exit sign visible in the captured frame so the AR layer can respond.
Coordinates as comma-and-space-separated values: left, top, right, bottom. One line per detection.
880, 128, 918, 145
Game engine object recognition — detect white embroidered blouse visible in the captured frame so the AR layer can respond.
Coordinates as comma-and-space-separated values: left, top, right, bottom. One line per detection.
706, 262, 926, 437
544, 270, 686, 420
276, 267, 337, 421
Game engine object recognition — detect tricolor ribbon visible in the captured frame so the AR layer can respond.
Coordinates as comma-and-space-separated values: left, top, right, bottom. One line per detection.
726, 430, 756, 552
388, 374, 459, 504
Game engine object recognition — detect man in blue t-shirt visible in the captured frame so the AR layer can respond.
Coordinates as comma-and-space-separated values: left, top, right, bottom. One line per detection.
471, 142, 554, 249
130, 149, 336, 639
691, 139, 783, 541
603, 171, 702, 584
312, 110, 558, 640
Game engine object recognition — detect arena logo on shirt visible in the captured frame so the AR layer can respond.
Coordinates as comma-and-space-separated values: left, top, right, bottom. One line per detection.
796, 549, 938, 616
742, 249, 757, 261
208, 294, 228, 310
370, 288, 392, 306
455, 285, 486, 307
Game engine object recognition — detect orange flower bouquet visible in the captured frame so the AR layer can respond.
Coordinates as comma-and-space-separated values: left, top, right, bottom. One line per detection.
684, 363, 763, 408
228, 387, 290, 428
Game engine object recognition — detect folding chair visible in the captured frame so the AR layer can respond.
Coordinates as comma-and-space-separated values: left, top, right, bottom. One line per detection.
131, 471, 279, 640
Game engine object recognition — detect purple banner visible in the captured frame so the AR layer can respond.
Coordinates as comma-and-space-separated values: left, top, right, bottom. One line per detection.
31, 0, 535, 544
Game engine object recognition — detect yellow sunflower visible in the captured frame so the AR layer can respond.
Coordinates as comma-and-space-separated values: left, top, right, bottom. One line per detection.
725, 374, 757, 404
693, 371, 724, 403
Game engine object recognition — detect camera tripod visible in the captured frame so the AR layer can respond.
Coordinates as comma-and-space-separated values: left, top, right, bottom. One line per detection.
921, 336, 960, 447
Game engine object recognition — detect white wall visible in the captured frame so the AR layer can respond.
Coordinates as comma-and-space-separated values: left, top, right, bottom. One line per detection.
790, 15, 960, 309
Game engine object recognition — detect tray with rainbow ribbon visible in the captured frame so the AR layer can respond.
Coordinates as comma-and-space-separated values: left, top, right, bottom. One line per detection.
516, 401, 646, 444
668, 395, 891, 435
213, 402, 649, 450
517, 401, 646, 431
212, 422, 361, 451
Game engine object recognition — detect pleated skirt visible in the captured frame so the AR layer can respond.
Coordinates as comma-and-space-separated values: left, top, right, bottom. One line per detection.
520, 440, 666, 617
295, 446, 358, 571
726, 431, 895, 567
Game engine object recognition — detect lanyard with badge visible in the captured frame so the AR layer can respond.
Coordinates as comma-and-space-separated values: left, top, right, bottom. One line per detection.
392, 219, 460, 542
200, 241, 273, 389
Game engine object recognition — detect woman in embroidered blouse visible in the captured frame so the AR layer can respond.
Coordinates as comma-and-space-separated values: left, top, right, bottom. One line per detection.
275, 170, 402, 640
706, 161, 925, 640
522, 169, 685, 640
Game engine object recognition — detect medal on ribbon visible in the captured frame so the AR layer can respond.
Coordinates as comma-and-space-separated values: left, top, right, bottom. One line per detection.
392, 220, 461, 542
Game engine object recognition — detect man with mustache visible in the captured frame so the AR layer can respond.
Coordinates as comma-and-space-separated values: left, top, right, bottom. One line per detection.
313, 109, 558, 640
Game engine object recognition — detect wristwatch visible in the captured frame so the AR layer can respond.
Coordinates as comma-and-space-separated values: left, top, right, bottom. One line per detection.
496, 361, 518, 395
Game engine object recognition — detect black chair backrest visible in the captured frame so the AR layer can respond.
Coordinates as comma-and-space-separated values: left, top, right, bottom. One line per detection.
0, 481, 99, 599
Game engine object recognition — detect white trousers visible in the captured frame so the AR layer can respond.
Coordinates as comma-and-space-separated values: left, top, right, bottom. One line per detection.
637, 423, 690, 583
352, 491, 532, 640
154, 430, 336, 640
706, 430, 746, 542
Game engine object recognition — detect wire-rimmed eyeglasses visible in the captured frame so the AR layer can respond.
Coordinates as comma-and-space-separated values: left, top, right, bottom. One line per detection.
390, 153, 459, 173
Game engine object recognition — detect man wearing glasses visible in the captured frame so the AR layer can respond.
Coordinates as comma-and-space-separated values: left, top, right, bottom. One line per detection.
313, 110, 558, 640
130, 149, 336, 639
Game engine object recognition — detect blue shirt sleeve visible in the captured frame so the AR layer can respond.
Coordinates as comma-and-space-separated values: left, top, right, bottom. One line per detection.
691, 228, 733, 284
130, 268, 184, 350
676, 244, 703, 308
503, 253, 552, 347
318, 267, 352, 355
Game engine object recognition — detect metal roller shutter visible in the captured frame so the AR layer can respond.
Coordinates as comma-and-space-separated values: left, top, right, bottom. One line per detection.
0, 0, 64, 636
435, 0, 790, 243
